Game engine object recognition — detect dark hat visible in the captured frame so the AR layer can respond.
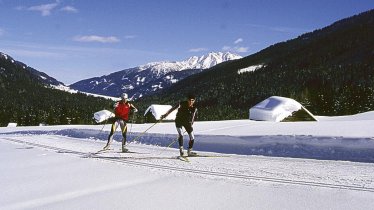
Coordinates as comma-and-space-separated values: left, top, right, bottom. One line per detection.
187, 93, 196, 100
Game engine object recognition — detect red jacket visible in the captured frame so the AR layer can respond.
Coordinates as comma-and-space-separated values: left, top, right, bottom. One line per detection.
115, 102, 132, 121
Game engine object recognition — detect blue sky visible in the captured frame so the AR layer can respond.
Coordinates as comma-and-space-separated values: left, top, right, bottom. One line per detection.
0, 0, 373, 84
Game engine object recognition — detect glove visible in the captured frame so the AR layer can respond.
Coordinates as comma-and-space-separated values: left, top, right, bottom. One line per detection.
133, 108, 138, 113
113, 102, 119, 108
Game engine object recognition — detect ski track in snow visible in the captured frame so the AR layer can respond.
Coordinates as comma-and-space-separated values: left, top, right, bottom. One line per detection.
1, 134, 374, 193
3, 127, 374, 163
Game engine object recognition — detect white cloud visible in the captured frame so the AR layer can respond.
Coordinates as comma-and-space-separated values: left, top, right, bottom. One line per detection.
27, 2, 59, 16
73, 35, 121, 43
61, 6, 78, 13
189, 48, 208, 52
234, 38, 243, 44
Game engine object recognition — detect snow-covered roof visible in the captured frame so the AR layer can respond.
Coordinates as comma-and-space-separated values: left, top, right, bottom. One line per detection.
144, 104, 177, 120
7, 123, 17, 127
249, 96, 316, 122
93, 110, 114, 123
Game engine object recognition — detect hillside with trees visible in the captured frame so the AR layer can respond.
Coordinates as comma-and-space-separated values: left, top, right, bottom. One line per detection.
136, 10, 374, 121
0, 53, 113, 126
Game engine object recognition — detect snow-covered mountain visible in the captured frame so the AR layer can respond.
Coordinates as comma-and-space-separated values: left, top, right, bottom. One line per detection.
69, 52, 242, 99
138, 51, 242, 74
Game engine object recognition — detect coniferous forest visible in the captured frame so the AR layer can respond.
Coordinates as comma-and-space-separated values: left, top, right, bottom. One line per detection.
0, 56, 113, 126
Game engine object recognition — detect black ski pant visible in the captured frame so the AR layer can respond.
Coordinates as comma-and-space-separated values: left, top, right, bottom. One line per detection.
175, 121, 194, 149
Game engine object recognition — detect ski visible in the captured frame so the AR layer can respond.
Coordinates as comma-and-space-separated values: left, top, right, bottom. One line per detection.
177, 156, 190, 162
93, 148, 141, 154
120, 150, 139, 154
93, 148, 113, 154
186, 154, 230, 158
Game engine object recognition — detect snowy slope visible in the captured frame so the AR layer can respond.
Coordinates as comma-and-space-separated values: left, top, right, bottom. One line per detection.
51, 84, 119, 101
1, 111, 374, 209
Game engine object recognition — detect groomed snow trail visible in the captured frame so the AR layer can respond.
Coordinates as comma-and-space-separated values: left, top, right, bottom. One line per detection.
2, 135, 374, 193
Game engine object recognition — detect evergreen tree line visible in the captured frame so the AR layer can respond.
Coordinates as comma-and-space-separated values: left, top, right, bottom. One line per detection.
135, 63, 374, 121
0, 57, 113, 126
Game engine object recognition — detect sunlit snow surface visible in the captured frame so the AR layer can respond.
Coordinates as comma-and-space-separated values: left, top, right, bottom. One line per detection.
1, 111, 374, 209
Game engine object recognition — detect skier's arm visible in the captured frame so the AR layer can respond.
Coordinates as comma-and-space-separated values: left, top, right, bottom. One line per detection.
161, 103, 179, 119
130, 103, 138, 112
113, 101, 120, 113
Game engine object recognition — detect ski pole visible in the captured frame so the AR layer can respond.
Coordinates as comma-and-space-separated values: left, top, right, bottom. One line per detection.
128, 119, 163, 143
96, 118, 108, 137
129, 112, 135, 134
155, 129, 187, 156
125, 113, 136, 146
167, 138, 177, 148
167, 129, 187, 148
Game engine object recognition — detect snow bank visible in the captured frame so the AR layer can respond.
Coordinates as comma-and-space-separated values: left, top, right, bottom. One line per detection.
317, 111, 374, 121
2, 117, 374, 163
2, 110, 374, 163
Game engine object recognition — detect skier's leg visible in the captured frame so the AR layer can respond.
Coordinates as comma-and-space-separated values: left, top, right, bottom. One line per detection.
119, 120, 128, 152
104, 120, 119, 150
185, 124, 196, 156
176, 127, 184, 156
176, 127, 184, 146
187, 135, 196, 156
188, 132, 195, 149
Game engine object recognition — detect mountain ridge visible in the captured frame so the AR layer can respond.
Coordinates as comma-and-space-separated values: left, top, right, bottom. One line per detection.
0, 52, 112, 126
0, 52, 64, 87
69, 51, 241, 98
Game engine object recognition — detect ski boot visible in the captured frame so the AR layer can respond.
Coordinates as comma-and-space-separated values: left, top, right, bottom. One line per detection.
121, 138, 129, 153
122, 146, 129, 153
179, 146, 184, 156
103, 144, 110, 150
187, 148, 197, 157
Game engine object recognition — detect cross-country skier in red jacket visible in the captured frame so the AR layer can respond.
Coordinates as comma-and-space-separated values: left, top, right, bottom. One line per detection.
103, 93, 138, 152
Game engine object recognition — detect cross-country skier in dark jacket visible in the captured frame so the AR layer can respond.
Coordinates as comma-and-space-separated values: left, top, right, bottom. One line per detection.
103, 93, 138, 152
161, 94, 198, 156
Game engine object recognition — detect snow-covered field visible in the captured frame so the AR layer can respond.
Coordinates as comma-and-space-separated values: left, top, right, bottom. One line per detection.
1, 112, 374, 209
